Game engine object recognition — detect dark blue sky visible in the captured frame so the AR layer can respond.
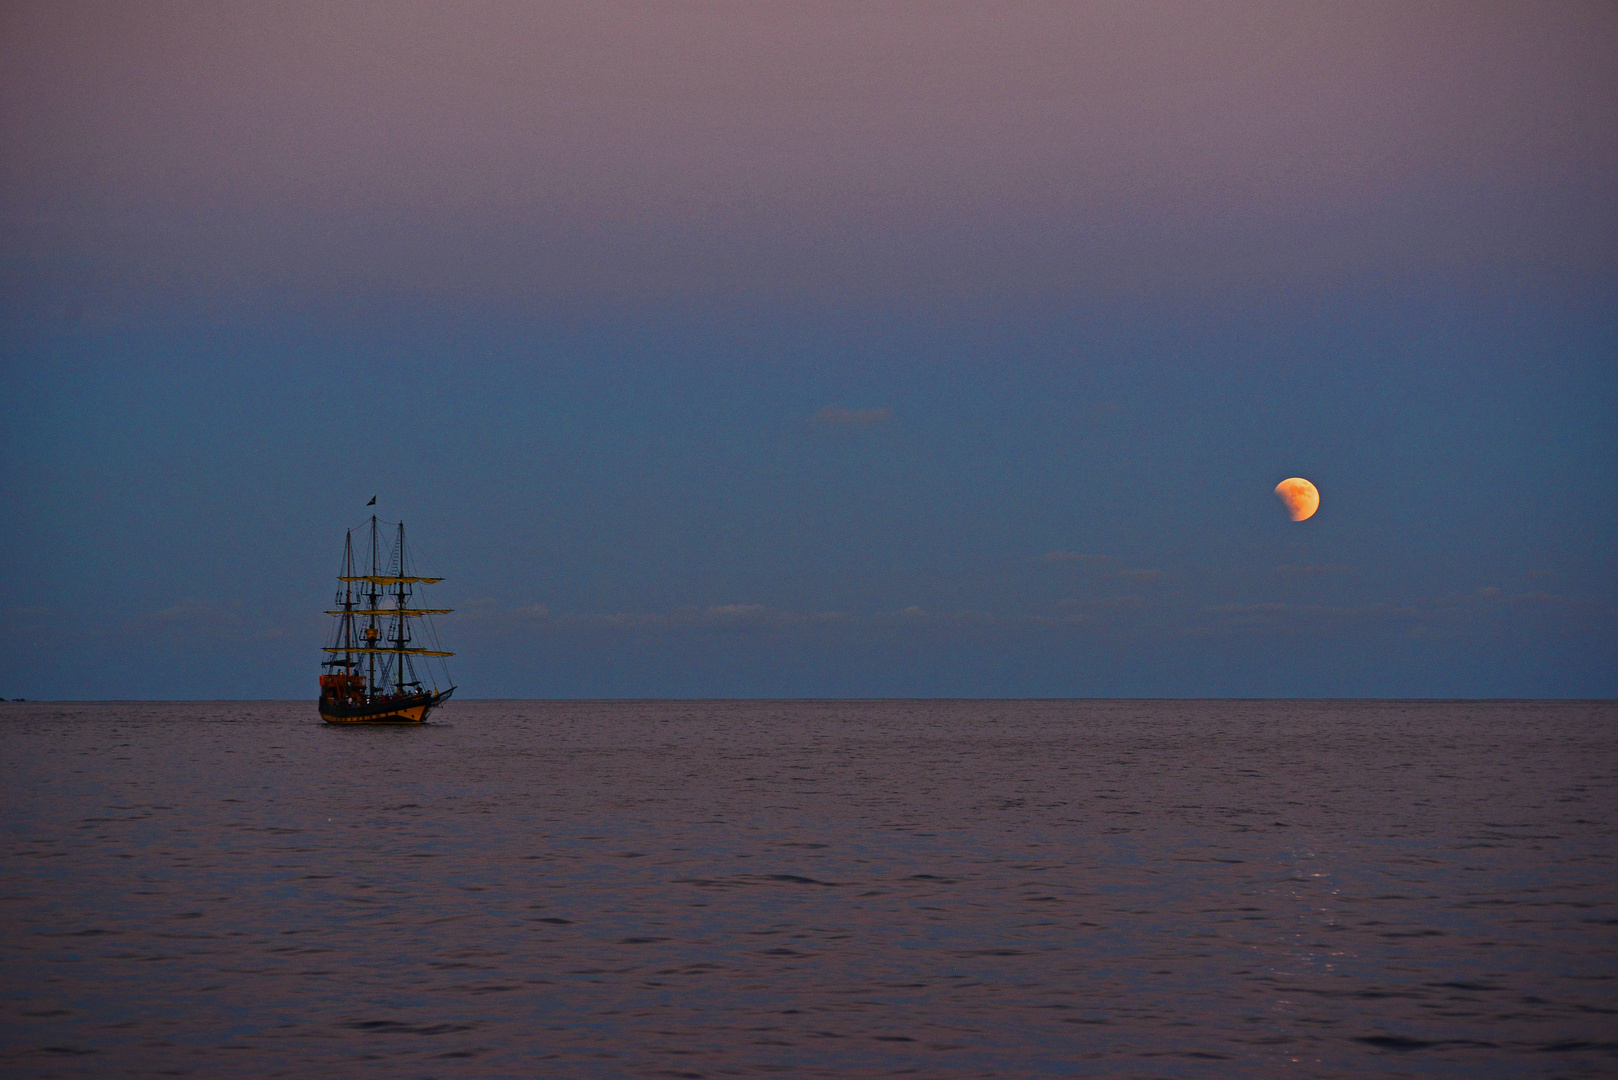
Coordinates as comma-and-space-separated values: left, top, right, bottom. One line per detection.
2, 3, 1614, 698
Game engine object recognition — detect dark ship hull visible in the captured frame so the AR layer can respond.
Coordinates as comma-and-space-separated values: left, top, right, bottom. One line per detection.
320, 686, 454, 725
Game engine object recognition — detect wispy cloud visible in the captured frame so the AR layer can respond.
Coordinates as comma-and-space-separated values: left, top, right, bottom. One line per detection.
1273, 563, 1353, 578
1039, 551, 1109, 565
872, 606, 1002, 629
1061, 595, 1147, 611
1184, 588, 1614, 639
467, 600, 1129, 639
1115, 569, 1163, 583
129, 599, 292, 643
453, 586, 1616, 649
811, 405, 892, 427
477, 603, 852, 633
147, 599, 244, 629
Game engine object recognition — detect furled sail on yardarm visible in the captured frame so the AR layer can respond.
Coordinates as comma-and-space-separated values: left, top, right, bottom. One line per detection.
319, 516, 455, 724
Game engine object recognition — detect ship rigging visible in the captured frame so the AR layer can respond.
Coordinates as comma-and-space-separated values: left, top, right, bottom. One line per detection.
318, 516, 455, 724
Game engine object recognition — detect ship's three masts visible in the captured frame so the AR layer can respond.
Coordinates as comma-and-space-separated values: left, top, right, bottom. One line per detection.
323, 516, 453, 703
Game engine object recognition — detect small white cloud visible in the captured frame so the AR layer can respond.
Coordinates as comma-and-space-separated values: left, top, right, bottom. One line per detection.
812, 405, 892, 427
1061, 595, 1146, 611
532, 604, 850, 633
148, 599, 242, 628
1040, 551, 1108, 565
1274, 564, 1352, 578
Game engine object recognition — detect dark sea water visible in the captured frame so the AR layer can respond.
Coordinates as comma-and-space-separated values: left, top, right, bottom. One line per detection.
2, 699, 1615, 1079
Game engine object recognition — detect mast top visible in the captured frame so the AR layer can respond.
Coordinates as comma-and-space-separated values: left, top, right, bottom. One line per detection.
338, 575, 443, 584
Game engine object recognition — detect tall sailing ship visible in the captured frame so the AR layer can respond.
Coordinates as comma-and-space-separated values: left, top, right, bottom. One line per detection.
319, 516, 456, 724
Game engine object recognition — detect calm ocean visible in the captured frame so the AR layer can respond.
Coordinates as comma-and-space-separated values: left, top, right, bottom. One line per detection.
2, 699, 1614, 1078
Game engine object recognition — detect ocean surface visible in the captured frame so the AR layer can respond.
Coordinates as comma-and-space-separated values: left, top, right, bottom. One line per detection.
2, 699, 1615, 1078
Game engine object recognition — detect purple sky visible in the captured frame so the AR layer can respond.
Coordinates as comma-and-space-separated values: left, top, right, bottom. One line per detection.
2, 3, 1615, 697
7, 2, 1613, 301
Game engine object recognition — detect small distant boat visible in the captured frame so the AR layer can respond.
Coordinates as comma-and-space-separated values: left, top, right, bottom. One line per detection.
319, 516, 455, 724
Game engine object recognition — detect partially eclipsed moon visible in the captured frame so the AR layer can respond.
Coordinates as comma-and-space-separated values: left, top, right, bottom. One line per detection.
1274, 477, 1320, 521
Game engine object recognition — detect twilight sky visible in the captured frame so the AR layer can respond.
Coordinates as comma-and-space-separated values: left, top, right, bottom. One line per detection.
2, 1, 1614, 698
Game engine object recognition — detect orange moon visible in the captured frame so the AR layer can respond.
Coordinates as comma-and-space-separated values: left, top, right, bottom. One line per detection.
1274, 477, 1320, 521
